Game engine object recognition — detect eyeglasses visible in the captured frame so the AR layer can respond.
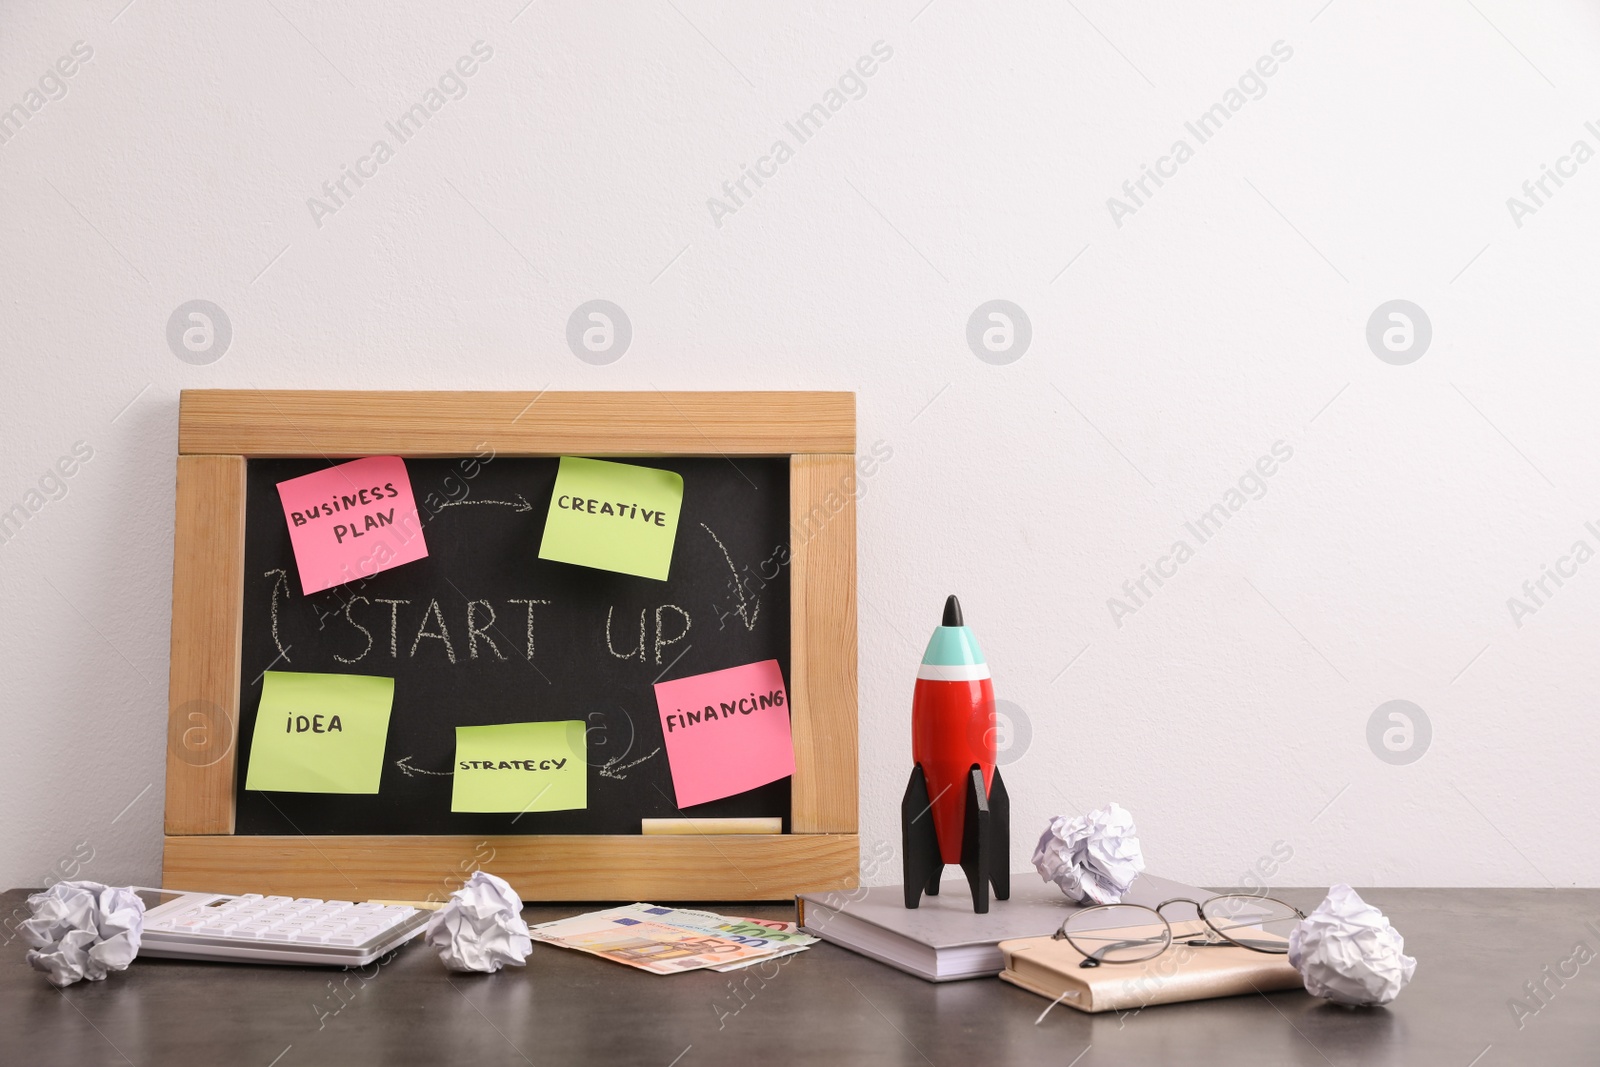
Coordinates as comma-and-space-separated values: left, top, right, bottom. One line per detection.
1052, 895, 1305, 968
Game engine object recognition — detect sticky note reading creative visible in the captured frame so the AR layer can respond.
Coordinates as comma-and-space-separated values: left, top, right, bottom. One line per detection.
538, 457, 683, 581
451, 721, 588, 813
276, 456, 428, 595
244, 671, 395, 793
653, 659, 794, 808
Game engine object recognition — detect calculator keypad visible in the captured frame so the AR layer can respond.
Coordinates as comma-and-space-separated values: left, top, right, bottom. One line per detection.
148, 895, 418, 949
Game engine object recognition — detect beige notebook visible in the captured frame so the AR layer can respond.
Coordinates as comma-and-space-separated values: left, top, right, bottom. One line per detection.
998, 926, 1303, 1013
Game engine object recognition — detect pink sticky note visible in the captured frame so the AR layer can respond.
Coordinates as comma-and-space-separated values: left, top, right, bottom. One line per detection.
276, 457, 428, 595
653, 659, 795, 808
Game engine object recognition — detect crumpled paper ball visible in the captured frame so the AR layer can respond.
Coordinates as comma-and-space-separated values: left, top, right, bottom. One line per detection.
21, 881, 145, 987
423, 871, 533, 973
1289, 884, 1416, 1006
1031, 802, 1146, 905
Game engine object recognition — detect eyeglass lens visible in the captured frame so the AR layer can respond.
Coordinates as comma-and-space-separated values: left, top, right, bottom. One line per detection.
1199, 895, 1300, 953
1061, 904, 1171, 964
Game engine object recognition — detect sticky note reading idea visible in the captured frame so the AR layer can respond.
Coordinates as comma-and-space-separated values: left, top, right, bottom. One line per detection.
451, 721, 588, 813
653, 659, 794, 809
276, 456, 428, 595
245, 671, 394, 793
538, 457, 683, 581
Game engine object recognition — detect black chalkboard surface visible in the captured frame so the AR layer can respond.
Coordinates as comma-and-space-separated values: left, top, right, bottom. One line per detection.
235, 455, 791, 836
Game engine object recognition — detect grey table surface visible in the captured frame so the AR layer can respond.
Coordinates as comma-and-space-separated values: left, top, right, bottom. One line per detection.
2, 886, 1596, 1066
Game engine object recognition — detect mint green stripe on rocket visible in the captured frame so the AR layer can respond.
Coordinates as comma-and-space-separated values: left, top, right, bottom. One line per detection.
922, 626, 986, 666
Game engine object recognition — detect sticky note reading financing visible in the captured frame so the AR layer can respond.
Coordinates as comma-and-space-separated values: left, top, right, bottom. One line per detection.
276, 456, 428, 595
244, 671, 395, 793
538, 457, 683, 580
451, 721, 588, 813
653, 659, 794, 808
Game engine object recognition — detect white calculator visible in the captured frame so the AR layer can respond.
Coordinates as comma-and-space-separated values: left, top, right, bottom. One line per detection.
135, 888, 431, 967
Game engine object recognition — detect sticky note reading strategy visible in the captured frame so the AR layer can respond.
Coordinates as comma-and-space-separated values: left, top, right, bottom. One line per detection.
276, 456, 428, 595
539, 457, 683, 581
245, 671, 394, 793
653, 659, 794, 809
451, 721, 588, 813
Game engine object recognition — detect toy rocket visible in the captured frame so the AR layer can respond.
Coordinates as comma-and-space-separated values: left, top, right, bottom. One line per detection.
902, 595, 1010, 913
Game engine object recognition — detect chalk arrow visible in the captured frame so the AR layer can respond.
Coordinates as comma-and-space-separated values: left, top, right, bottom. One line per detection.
701, 523, 759, 632
265, 568, 293, 664
599, 747, 661, 781
395, 755, 452, 778
433, 494, 533, 513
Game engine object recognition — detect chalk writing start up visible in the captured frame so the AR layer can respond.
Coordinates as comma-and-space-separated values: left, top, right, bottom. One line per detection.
458, 759, 569, 771
664, 689, 785, 733
555, 495, 670, 526
289, 482, 403, 543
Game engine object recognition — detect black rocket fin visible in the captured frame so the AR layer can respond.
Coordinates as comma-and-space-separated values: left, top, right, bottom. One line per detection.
901, 764, 943, 909
960, 766, 992, 914
989, 766, 1010, 901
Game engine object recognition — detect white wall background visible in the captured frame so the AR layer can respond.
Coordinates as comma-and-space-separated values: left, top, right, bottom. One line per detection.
3, 0, 1599, 893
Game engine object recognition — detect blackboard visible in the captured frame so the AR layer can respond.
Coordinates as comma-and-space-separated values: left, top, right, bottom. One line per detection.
235, 454, 792, 836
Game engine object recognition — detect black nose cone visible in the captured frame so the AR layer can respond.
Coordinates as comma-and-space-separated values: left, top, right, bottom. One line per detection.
942, 595, 964, 627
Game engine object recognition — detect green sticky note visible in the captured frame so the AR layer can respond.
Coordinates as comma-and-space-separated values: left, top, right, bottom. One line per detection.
451, 721, 588, 813
244, 671, 394, 793
539, 457, 684, 580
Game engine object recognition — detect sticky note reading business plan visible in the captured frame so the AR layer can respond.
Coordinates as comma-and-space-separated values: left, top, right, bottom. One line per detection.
538, 457, 683, 581
276, 456, 428, 595
451, 721, 588, 814
244, 671, 395, 793
653, 659, 794, 808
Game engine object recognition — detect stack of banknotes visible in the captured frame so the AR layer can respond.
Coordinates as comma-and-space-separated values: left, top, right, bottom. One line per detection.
528, 903, 817, 974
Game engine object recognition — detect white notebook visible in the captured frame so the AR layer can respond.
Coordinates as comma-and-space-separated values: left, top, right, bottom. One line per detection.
797, 873, 1211, 982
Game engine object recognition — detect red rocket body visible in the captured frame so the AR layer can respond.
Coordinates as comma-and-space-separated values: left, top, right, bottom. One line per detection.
912, 675, 995, 864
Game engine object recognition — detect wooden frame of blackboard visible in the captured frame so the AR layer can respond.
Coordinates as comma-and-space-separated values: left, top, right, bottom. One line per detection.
161, 390, 858, 901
